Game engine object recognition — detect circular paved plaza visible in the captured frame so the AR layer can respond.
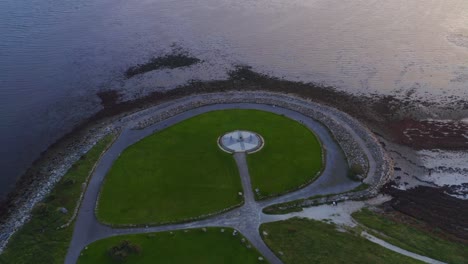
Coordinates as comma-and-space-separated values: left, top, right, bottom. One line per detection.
62, 92, 391, 264
219, 130, 264, 153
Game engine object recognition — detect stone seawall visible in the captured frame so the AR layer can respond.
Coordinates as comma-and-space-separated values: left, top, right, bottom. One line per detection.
0, 91, 392, 253
132, 91, 392, 192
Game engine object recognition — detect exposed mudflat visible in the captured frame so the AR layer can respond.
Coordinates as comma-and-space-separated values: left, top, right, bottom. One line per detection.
108, 0, 468, 101
388, 119, 468, 150
2, 0, 468, 199
1, 65, 467, 222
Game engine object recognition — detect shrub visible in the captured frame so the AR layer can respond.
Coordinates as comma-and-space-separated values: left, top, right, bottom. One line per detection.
348, 164, 365, 181
61, 179, 76, 187
33, 203, 51, 217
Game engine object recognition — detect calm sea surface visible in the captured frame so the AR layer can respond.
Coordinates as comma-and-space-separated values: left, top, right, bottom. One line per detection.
1, 0, 467, 199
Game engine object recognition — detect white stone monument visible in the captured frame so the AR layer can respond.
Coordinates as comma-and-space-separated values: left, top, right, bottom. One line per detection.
218, 130, 264, 153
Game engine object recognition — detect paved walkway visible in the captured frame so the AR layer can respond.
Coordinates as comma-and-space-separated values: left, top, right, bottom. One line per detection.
362, 232, 446, 264
65, 102, 356, 264
261, 198, 447, 264
64, 101, 436, 264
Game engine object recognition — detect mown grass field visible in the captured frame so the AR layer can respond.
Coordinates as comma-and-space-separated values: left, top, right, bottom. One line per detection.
77, 228, 267, 264
0, 134, 115, 264
260, 218, 423, 264
97, 109, 322, 225
352, 208, 468, 264
245, 112, 322, 199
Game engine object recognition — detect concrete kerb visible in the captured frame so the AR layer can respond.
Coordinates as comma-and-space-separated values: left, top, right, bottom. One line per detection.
125, 92, 391, 207
217, 136, 234, 154
58, 131, 121, 230
245, 133, 265, 154
132, 91, 390, 193
0, 90, 393, 263
94, 201, 245, 229
62, 91, 392, 264
139, 92, 391, 204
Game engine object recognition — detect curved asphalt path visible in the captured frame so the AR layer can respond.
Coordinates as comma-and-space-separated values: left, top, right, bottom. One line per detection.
65, 103, 362, 264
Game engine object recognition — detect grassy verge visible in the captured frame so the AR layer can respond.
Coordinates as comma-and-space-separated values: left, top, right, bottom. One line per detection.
263, 197, 310, 215
97, 109, 322, 225
352, 208, 468, 264
351, 183, 369, 192
263, 184, 369, 215
77, 228, 267, 264
260, 218, 422, 264
263, 204, 305, 215
0, 134, 116, 264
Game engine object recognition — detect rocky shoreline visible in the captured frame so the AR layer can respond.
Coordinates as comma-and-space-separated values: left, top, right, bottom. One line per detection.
1, 68, 466, 253
0, 125, 117, 251
0, 90, 391, 253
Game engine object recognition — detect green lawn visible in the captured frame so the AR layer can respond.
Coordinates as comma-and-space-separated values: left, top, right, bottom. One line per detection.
77, 228, 267, 264
0, 134, 116, 264
260, 218, 423, 264
97, 109, 322, 225
352, 208, 468, 264
246, 112, 322, 199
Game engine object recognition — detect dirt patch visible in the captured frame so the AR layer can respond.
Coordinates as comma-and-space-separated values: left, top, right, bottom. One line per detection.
388, 119, 468, 150
382, 183, 468, 240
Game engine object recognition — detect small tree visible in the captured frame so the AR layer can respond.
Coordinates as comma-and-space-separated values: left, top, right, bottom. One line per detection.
348, 164, 365, 181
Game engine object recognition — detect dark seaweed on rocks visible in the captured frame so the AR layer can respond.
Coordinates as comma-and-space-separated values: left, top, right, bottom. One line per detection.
2, 65, 467, 230
97, 90, 121, 108
383, 183, 468, 241
125, 52, 201, 79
